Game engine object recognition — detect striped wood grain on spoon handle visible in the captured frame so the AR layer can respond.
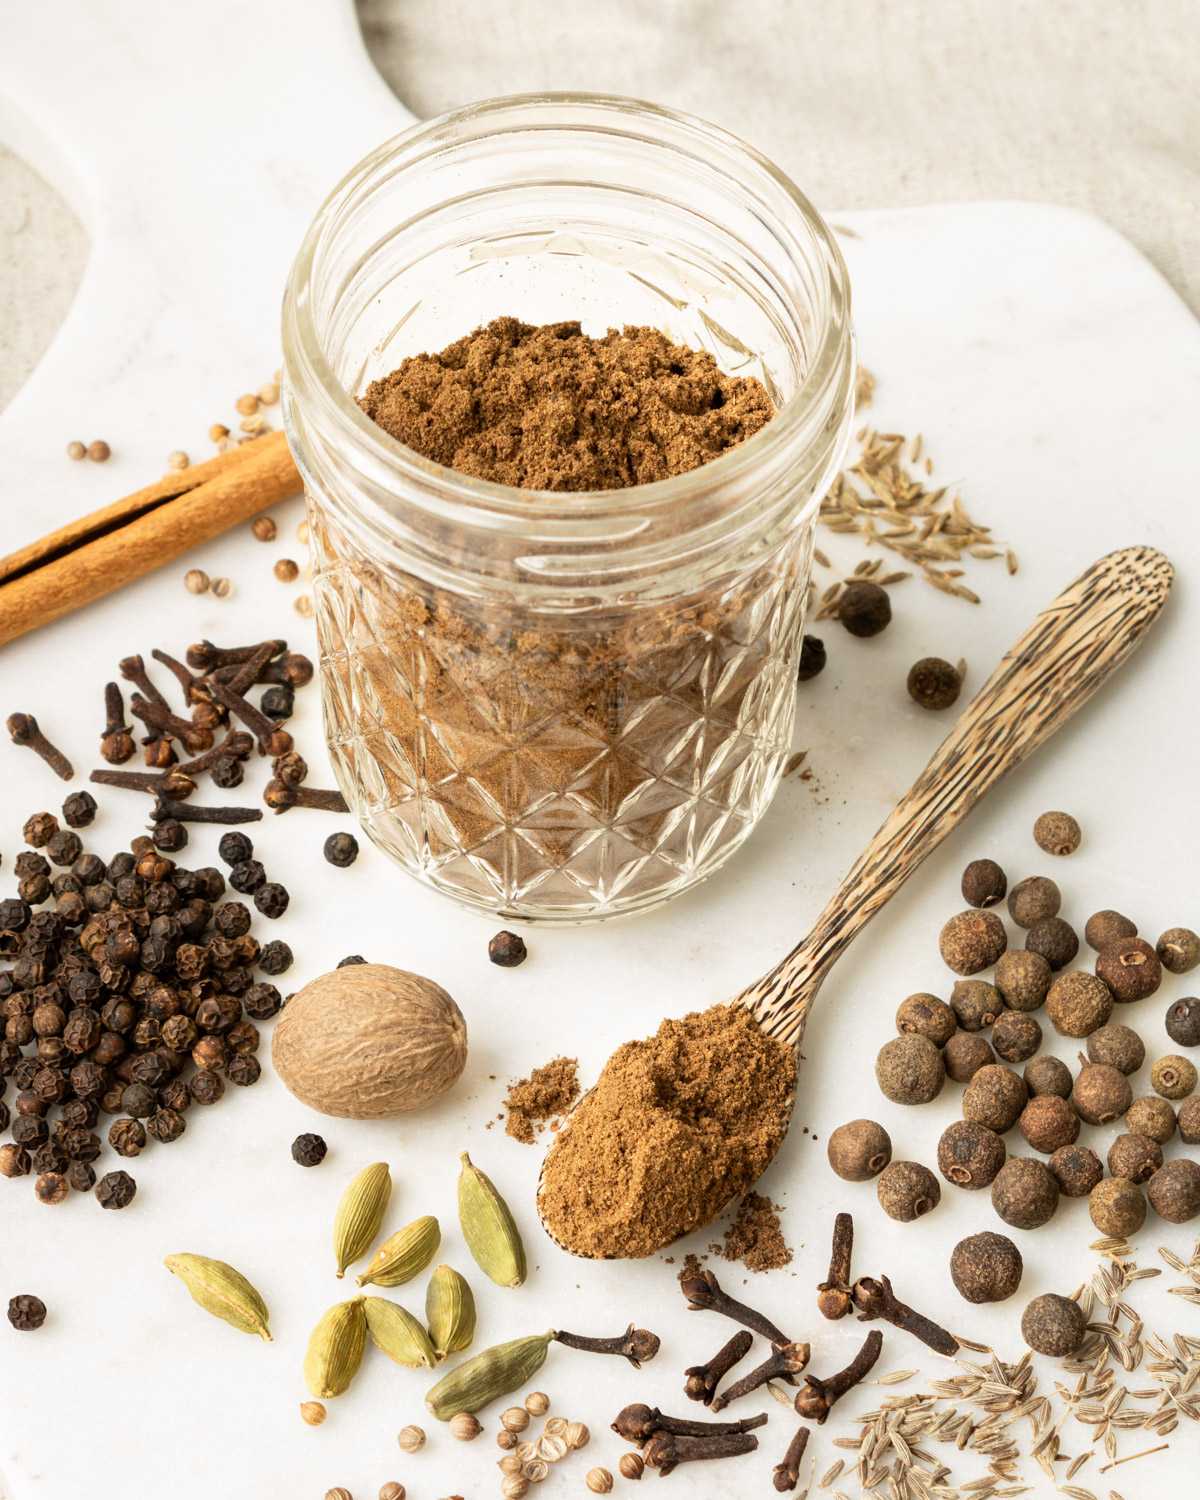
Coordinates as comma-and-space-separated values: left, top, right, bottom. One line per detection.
739, 545, 1174, 1048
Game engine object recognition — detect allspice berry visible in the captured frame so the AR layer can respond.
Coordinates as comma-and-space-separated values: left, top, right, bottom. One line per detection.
1018, 1095, 1079, 1154
1045, 971, 1113, 1038
896, 993, 957, 1046
1150, 1054, 1198, 1100
963, 1064, 1028, 1133
838, 580, 891, 637
940, 911, 1007, 976
877, 1160, 941, 1222
1033, 811, 1081, 856
1106, 1132, 1162, 1183
991, 1157, 1059, 1229
1021, 1293, 1085, 1356
1007, 875, 1061, 929
1165, 997, 1200, 1048
944, 1032, 995, 1082
907, 657, 961, 711
951, 980, 1003, 1032
1071, 1061, 1132, 1126
1049, 1144, 1103, 1198
991, 1011, 1042, 1064
1085, 909, 1137, 952
994, 950, 1052, 1013
1146, 1159, 1200, 1223
961, 859, 1007, 909
1126, 1095, 1177, 1144
1179, 1095, 1200, 1145
875, 1035, 945, 1105
1096, 937, 1162, 1003
1086, 1023, 1145, 1075
1090, 1176, 1146, 1237
1157, 927, 1200, 976
827, 1119, 892, 1182
1023, 1055, 1073, 1099
797, 634, 826, 681
1026, 916, 1079, 972
937, 1120, 1006, 1189
950, 1231, 1023, 1303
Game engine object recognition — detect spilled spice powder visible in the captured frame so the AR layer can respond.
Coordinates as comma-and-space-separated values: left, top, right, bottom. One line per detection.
503, 1056, 580, 1144
720, 1191, 792, 1273
538, 1005, 796, 1260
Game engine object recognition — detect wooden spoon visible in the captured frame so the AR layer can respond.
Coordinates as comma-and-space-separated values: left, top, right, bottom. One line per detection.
537, 544, 1174, 1257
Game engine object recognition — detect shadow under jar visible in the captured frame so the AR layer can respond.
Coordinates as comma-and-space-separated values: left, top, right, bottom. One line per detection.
282, 93, 854, 922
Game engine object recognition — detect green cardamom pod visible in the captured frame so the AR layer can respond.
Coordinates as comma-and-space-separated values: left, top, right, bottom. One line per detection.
364, 1296, 437, 1368
356, 1214, 440, 1289
303, 1295, 367, 1398
333, 1161, 391, 1278
163, 1253, 272, 1341
425, 1264, 476, 1360
457, 1151, 526, 1288
424, 1331, 554, 1420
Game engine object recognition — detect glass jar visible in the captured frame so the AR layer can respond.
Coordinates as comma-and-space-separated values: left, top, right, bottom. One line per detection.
282, 94, 853, 923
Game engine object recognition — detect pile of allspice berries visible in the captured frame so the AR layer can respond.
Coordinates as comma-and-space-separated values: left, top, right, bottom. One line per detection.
827, 810, 1199, 1355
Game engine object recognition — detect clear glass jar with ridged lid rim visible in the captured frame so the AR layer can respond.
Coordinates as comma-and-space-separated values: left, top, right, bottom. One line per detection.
282, 93, 854, 922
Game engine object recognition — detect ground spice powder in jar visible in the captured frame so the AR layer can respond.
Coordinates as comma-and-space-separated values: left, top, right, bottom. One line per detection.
503, 1057, 581, 1145
538, 1005, 795, 1259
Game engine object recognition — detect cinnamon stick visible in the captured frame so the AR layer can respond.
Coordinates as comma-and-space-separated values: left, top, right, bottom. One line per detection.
0, 431, 300, 648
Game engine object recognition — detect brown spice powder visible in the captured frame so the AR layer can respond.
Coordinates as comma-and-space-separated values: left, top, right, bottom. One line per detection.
538, 1005, 796, 1260
720, 1191, 792, 1273
503, 1056, 580, 1144
358, 318, 774, 491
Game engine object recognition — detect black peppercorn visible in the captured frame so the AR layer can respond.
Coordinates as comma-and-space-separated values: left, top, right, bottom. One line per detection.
67, 1160, 96, 1193
337, 954, 366, 967
940, 911, 1007, 976
950, 980, 1003, 1032
258, 940, 293, 976
1021, 1293, 1085, 1356
1023, 1055, 1073, 1099
950, 1231, 1022, 1303
147, 1107, 187, 1144
991, 1156, 1059, 1230
30, 1144, 65, 1176
488, 930, 527, 968
797, 634, 826, 682
1157, 926, 1200, 976
62, 790, 98, 828
895, 993, 957, 1046
962, 1064, 1028, 1133
45, 829, 83, 867
991, 1011, 1042, 1064
158, 1077, 191, 1114
196, 995, 240, 1033
0, 1143, 31, 1177
13, 1116, 48, 1146
152, 819, 188, 853
0, 897, 31, 932
1018, 1095, 1079, 1153
961, 858, 1007, 909
23, 812, 59, 847
943, 1032, 996, 1083
907, 657, 961, 711
260, 683, 295, 719
323, 832, 359, 868
1090, 1176, 1146, 1237
242, 982, 282, 1020
213, 901, 253, 939
7, 1293, 47, 1330
937, 1120, 1006, 1190
876, 1160, 940, 1222
1096, 937, 1162, 1002
226, 1053, 261, 1087
1107, 1132, 1162, 1183
826, 1119, 892, 1182
254, 882, 289, 918
1026, 916, 1079, 972
838, 580, 891, 637
193, 1035, 228, 1071
875, 1034, 945, 1105
1086, 1023, 1145, 1075
34, 1170, 68, 1205
109, 1117, 146, 1156
218, 831, 254, 866
190, 867, 226, 902
1084, 909, 1137, 952
95, 1169, 137, 1209
210, 755, 245, 789
189, 1071, 225, 1106
61, 1127, 101, 1162
292, 1132, 328, 1167
1006, 876, 1061, 929
228, 859, 266, 894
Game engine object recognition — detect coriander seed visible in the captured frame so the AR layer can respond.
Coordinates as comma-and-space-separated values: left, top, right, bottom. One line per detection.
961, 858, 1007, 909
398, 1425, 425, 1452
619, 1453, 645, 1480
1107, 1132, 1162, 1183
907, 657, 961, 710
274, 558, 300, 583
994, 949, 1050, 1012
1048, 1143, 1103, 1198
950, 979, 1002, 1032
1147, 1159, 1200, 1223
1158, 926, 1200, 975
497, 1430, 517, 1451
895, 993, 956, 1045
940, 910, 1007, 975
943, 1032, 995, 1082
1023, 1055, 1072, 1099
1096, 937, 1162, 1002
1179, 1095, 1200, 1144
1151, 1053, 1197, 1099
524, 1393, 550, 1416
963, 1064, 1028, 1133
586, 1468, 614, 1494
827, 1119, 892, 1181
565, 1422, 590, 1450
379, 1486, 405, 1500
87, 440, 110, 462
66, 440, 86, 460
937, 1120, 1006, 1189
1026, 916, 1078, 971
450, 1413, 483, 1441
1166, 997, 1200, 1048
252, 516, 277, 542
1090, 1175, 1146, 1236
991, 1010, 1042, 1063
875, 1034, 945, 1105
167, 450, 190, 470
294, 593, 314, 617
236, 394, 258, 415
1033, 810, 1081, 856
210, 577, 233, 599
1126, 1094, 1177, 1143
301, 1401, 327, 1426
1046, 970, 1113, 1037
1085, 909, 1137, 951
325, 1490, 352, 1500
501, 1480, 529, 1500
877, 1160, 940, 1221
1071, 1060, 1132, 1125
501, 1406, 530, 1432
1021, 1293, 1085, 1356
991, 1156, 1059, 1230
1087, 1023, 1145, 1075
950, 1231, 1022, 1303
1006, 875, 1061, 928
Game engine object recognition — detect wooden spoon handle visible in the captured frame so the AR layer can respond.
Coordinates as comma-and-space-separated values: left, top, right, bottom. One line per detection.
739, 545, 1173, 1047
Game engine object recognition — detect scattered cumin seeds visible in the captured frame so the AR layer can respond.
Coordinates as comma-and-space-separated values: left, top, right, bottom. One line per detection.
875, 1370, 918, 1386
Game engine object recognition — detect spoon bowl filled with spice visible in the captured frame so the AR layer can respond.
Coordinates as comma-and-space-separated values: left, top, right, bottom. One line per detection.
537, 544, 1173, 1257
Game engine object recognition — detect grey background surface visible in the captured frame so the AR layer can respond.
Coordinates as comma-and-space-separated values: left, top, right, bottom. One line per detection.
3, 0, 1198, 411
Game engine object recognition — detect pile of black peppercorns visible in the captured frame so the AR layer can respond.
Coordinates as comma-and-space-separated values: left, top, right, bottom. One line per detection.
829, 810, 1200, 1334
0, 799, 294, 1212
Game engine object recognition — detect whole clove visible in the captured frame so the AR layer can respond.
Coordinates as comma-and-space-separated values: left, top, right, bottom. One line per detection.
208, 678, 292, 757
150, 649, 216, 707
709, 1340, 810, 1411
642, 1428, 758, 1475
186, 639, 286, 673
7, 714, 74, 780
792, 1329, 883, 1423
223, 641, 277, 698
679, 1269, 792, 1348
119, 655, 169, 710
554, 1325, 660, 1369
150, 796, 263, 826
817, 1212, 854, 1320
263, 778, 349, 814
90, 768, 197, 799
612, 1404, 767, 1447
100, 683, 136, 764
684, 1329, 752, 1403
851, 1276, 959, 1357
129, 694, 213, 754
773, 1424, 810, 1493
175, 730, 255, 776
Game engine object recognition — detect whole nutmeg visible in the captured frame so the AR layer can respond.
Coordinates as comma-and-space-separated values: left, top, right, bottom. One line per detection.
877, 1160, 941, 1221
1181, 1096, 1200, 1145
962, 1064, 1028, 1134
991, 1157, 1059, 1230
524, 1392, 551, 1416
1126, 1095, 1177, 1144
937, 1120, 1006, 1190
1046, 971, 1113, 1039
1071, 1061, 1132, 1126
1096, 938, 1162, 1003
1150, 1054, 1198, 1100
943, 1032, 995, 1083
950, 1230, 1023, 1303
501, 1406, 530, 1433
1165, 997, 1200, 1049
961, 858, 1007, 909
1089, 1176, 1146, 1237
449, 1412, 483, 1441
1007, 875, 1061, 929
940, 910, 1007, 976
1157, 926, 1200, 976
1048, 1144, 1103, 1198
1023, 1055, 1073, 1100
272, 964, 467, 1118
397, 1425, 426, 1453
1021, 1293, 1086, 1356
991, 1011, 1042, 1064
994, 950, 1051, 1013
586, 1468, 614, 1494
950, 980, 1003, 1033
1019, 1095, 1079, 1154
1026, 917, 1079, 972
1032, 810, 1081, 856
826, 1119, 892, 1181
1085, 909, 1137, 952
874, 1035, 945, 1105
1107, 1132, 1162, 1183
895, 993, 957, 1046
1086, 1024, 1145, 1076
300, 1401, 327, 1426
1147, 1159, 1200, 1224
